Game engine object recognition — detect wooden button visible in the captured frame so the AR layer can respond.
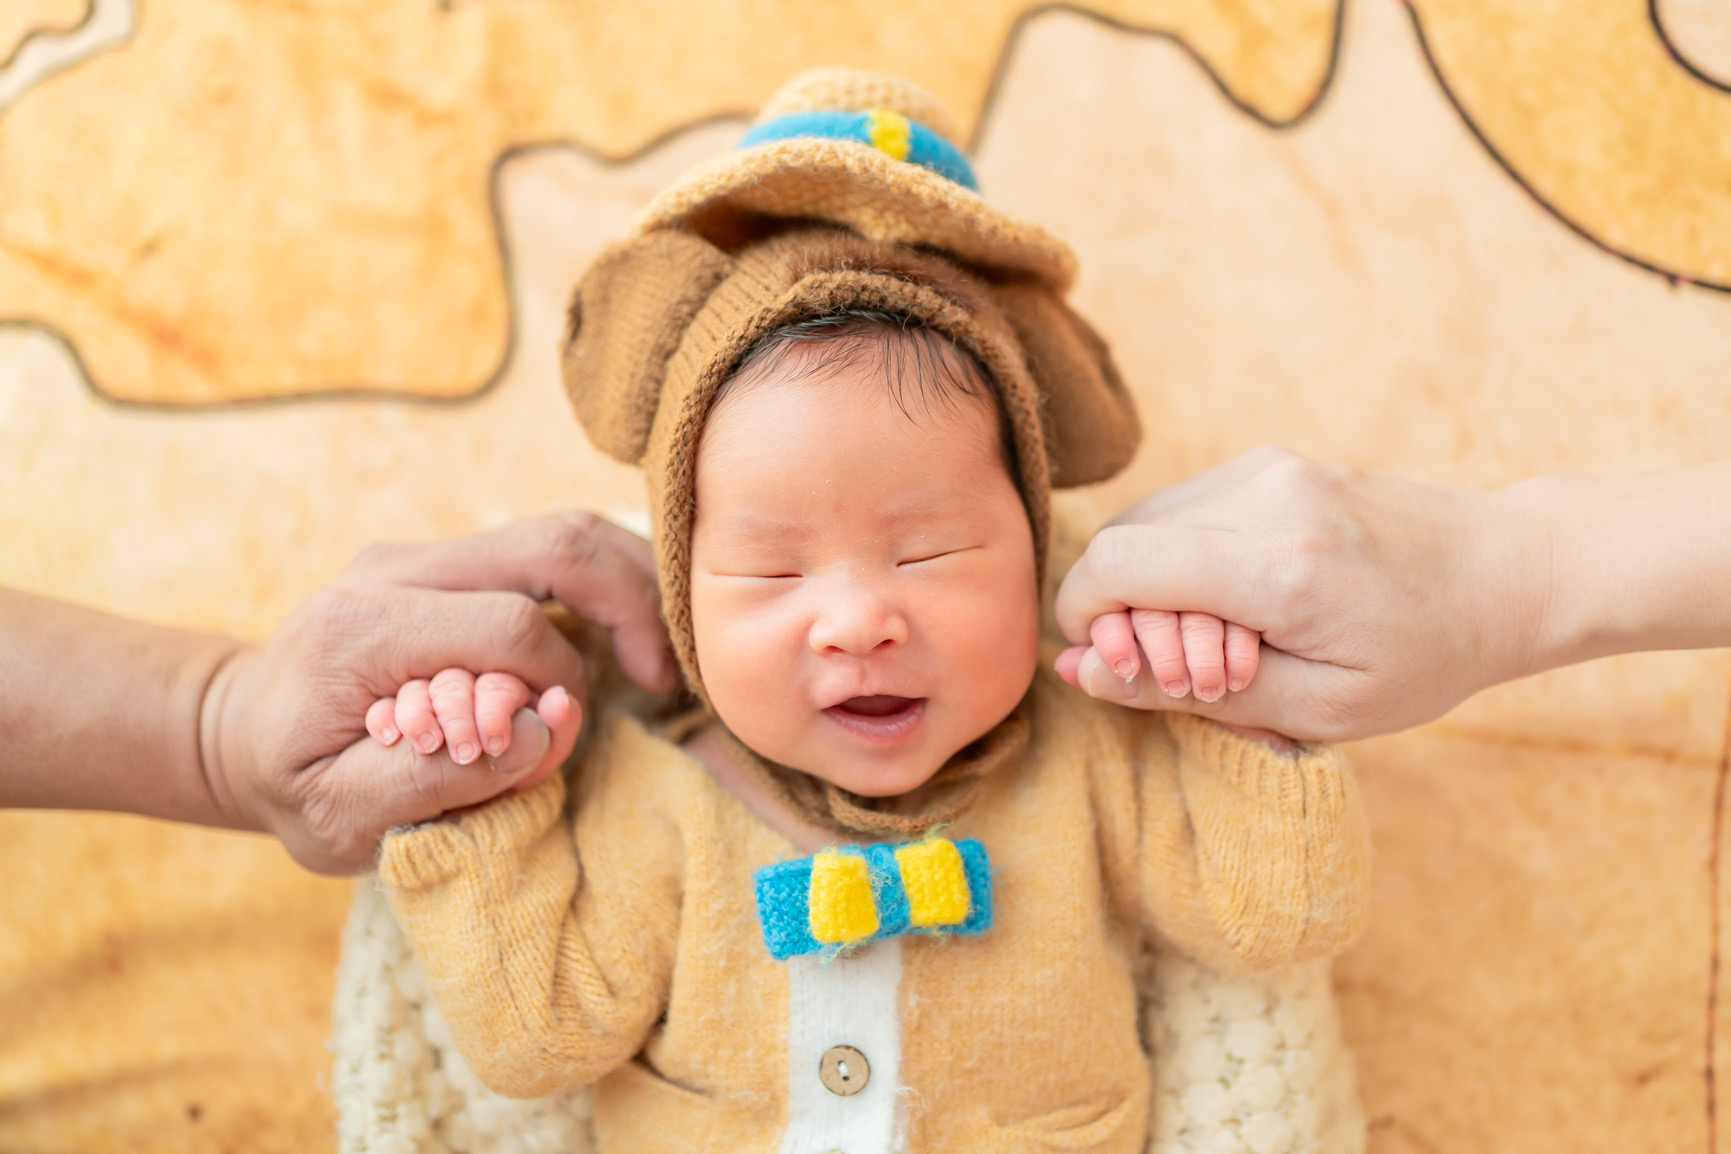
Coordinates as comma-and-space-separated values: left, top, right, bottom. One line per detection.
818, 1044, 869, 1096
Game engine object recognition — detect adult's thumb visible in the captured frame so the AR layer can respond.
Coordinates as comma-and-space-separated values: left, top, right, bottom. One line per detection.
1072, 644, 1347, 743
488, 707, 551, 776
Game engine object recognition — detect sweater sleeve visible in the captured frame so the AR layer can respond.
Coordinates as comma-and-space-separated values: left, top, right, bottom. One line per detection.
377, 714, 684, 1098
1090, 707, 1371, 975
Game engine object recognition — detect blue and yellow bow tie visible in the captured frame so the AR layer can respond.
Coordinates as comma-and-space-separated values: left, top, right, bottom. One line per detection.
754, 836, 992, 960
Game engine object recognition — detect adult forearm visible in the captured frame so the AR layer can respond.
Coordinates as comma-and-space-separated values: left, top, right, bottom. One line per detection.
1517, 462, 1731, 675
1055, 448, 1731, 743
0, 588, 251, 825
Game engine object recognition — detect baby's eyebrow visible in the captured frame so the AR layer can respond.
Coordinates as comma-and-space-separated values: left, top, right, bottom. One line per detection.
699, 511, 818, 544
719, 493, 992, 538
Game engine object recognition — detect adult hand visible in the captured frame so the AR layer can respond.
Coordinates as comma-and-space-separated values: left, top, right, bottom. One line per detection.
212, 512, 678, 872
1, 513, 677, 874
1056, 447, 1535, 743
1056, 448, 1731, 743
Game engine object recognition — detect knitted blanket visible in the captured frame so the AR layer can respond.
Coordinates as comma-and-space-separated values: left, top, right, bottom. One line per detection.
332, 880, 1365, 1154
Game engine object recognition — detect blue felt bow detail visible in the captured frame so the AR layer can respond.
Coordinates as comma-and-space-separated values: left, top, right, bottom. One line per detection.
753, 836, 992, 960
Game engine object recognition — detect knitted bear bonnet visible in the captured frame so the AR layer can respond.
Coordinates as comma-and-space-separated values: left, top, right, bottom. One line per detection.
561, 69, 1142, 836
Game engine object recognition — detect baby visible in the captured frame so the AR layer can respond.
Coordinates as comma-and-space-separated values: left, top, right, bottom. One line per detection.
368, 316, 1267, 839
343, 71, 1368, 1154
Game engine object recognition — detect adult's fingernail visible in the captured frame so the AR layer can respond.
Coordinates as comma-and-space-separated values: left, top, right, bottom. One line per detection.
454, 742, 477, 765
1163, 681, 1189, 699
489, 709, 551, 775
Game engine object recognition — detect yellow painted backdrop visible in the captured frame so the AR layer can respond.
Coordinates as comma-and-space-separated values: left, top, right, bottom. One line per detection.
3, 1, 1729, 1150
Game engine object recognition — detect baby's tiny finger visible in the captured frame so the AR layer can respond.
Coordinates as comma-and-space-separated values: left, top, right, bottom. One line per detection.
395, 679, 441, 755
536, 684, 576, 731
1054, 646, 1087, 686
475, 672, 533, 757
1224, 622, 1261, 692
1178, 612, 1228, 703
366, 697, 401, 746
1089, 611, 1140, 681
428, 668, 483, 766
1129, 609, 1189, 699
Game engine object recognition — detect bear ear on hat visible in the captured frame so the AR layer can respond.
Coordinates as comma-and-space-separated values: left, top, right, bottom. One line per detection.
988, 282, 1142, 488
562, 230, 738, 466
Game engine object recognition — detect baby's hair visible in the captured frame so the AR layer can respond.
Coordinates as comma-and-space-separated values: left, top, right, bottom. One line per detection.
721, 310, 1020, 491
720, 309, 1017, 491
725, 308, 995, 420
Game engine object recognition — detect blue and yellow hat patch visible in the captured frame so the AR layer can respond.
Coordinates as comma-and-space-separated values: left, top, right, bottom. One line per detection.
738, 108, 979, 191
754, 835, 992, 959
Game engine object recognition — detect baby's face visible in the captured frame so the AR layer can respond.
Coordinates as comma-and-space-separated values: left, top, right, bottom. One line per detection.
689, 346, 1040, 800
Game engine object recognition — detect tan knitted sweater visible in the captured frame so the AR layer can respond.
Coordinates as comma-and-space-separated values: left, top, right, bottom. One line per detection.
378, 670, 1370, 1153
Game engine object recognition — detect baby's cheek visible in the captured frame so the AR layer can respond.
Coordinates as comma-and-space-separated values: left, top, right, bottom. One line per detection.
932, 580, 1040, 722
692, 609, 811, 758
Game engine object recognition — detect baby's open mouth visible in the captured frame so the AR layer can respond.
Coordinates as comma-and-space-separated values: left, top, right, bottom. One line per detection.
832, 695, 921, 717
823, 696, 927, 743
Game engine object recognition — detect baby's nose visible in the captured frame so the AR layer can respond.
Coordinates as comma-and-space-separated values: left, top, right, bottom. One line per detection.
808, 591, 910, 655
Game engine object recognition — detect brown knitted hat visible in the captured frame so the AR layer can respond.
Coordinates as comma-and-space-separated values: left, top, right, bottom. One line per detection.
561, 70, 1141, 836
633, 68, 1078, 293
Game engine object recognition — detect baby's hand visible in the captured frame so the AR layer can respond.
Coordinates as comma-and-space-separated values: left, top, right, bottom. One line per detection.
1056, 609, 1260, 704
366, 669, 580, 791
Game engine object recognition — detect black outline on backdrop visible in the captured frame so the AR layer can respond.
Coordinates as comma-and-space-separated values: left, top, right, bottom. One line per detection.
1651, 0, 1731, 96
0, 122, 749, 413
0, 0, 134, 107
1657, 0, 1731, 1127
1404, 0, 1729, 295
2, 0, 1728, 411
967, 0, 1347, 152
1711, 682, 1731, 1154
1, 2, 1349, 412
0, 0, 97, 73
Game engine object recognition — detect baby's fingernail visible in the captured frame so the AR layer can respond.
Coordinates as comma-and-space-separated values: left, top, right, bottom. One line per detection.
414, 731, 440, 754
381, 725, 399, 744
1163, 681, 1189, 699
1113, 660, 1136, 681
1228, 678, 1246, 693
1197, 686, 1223, 703
454, 742, 477, 765
485, 736, 507, 757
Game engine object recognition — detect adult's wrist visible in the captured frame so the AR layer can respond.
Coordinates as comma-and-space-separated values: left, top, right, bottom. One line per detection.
1492, 466, 1731, 678
195, 641, 266, 834
1482, 474, 1581, 685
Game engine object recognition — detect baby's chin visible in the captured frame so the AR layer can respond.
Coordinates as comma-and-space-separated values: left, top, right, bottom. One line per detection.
811, 756, 946, 799
746, 723, 989, 800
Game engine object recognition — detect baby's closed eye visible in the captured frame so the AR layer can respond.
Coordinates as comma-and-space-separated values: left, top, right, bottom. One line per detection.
896, 543, 981, 566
